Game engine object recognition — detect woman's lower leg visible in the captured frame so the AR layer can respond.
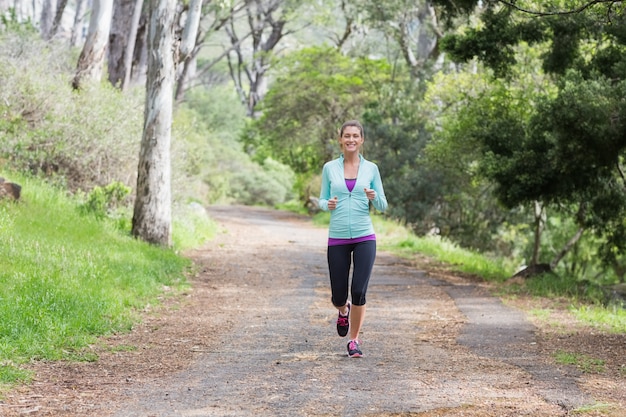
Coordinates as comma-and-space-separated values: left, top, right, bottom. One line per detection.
349, 304, 365, 340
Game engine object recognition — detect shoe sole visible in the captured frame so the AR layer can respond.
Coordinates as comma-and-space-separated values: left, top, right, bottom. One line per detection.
348, 353, 363, 358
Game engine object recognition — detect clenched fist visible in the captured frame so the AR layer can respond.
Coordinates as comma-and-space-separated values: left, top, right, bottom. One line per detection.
328, 196, 339, 210
364, 187, 376, 201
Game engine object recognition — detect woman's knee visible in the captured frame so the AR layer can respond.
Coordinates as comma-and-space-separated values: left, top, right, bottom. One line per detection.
351, 292, 366, 306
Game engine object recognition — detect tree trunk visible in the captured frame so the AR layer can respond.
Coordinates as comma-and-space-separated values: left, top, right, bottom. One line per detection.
47, 0, 68, 40
550, 227, 585, 270
70, 0, 87, 47
225, 0, 289, 118
122, 0, 144, 91
131, 0, 176, 246
179, 0, 202, 60
72, 0, 114, 90
173, 0, 202, 101
531, 200, 545, 265
108, 0, 136, 88
129, 13, 150, 87
40, 0, 56, 39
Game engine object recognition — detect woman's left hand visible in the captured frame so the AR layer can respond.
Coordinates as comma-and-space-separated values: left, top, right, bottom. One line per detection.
364, 187, 376, 201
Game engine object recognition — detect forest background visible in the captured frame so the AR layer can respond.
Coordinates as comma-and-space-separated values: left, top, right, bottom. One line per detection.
4, 0, 626, 295
1, 0, 626, 383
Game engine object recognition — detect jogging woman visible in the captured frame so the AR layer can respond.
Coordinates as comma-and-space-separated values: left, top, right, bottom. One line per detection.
318, 120, 388, 358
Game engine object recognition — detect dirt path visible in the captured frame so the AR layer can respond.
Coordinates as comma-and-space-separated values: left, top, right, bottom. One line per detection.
1, 205, 624, 416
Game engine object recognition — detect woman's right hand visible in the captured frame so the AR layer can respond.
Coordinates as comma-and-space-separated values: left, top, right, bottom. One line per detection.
328, 196, 338, 210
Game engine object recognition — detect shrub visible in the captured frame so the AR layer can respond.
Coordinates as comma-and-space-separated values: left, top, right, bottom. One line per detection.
0, 30, 143, 193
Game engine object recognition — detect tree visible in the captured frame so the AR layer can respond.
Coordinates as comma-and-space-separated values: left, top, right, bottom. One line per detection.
72, 0, 114, 89
358, 0, 444, 80
108, 0, 143, 88
432, 0, 626, 275
132, 0, 203, 246
121, 0, 145, 90
224, 0, 300, 117
47, 0, 68, 40
40, 0, 56, 38
70, 0, 88, 47
131, 0, 177, 246
244, 46, 391, 176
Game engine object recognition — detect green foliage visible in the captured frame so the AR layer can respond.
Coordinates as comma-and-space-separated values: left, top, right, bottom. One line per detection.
519, 73, 626, 207
437, 1, 624, 77
441, 7, 527, 77
0, 31, 143, 192
172, 202, 217, 250
425, 55, 626, 275
0, 173, 190, 386
430, 0, 479, 24
0, 7, 36, 34
78, 182, 131, 219
477, 71, 626, 271
244, 46, 392, 178
174, 87, 295, 207
423, 71, 535, 252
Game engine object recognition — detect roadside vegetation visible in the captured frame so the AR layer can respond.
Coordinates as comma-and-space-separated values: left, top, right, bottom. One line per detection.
0, 172, 216, 389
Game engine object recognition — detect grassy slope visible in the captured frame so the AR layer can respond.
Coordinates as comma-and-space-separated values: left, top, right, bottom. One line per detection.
0, 173, 194, 386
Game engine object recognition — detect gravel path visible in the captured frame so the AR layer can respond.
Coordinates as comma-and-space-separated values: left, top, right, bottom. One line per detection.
109, 205, 590, 417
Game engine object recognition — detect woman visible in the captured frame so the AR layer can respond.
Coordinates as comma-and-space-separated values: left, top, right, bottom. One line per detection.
318, 120, 388, 358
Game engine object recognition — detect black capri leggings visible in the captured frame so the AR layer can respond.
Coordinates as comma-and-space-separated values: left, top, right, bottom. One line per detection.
327, 240, 376, 307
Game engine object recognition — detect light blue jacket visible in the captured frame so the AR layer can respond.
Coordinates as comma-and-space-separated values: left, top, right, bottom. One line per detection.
319, 154, 388, 239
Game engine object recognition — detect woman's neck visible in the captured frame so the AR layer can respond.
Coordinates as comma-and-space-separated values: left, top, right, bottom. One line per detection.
343, 152, 360, 164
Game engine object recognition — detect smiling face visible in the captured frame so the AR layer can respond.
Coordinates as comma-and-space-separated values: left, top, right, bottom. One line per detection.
339, 125, 364, 154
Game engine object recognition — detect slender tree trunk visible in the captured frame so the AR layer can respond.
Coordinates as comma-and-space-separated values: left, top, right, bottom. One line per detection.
72, 0, 114, 90
47, 0, 68, 40
131, 0, 176, 246
108, 0, 136, 88
122, 0, 144, 91
179, 0, 201, 60
40, 0, 55, 38
70, 0, 87, 47
550, 227, 585, 270
173, 0, 201, 101
174, 53, 195, 102
531, 200, 545, 265
130, 14, 150, 86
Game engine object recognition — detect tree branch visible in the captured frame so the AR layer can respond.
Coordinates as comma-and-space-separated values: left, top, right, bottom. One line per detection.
497, 0, 617, 16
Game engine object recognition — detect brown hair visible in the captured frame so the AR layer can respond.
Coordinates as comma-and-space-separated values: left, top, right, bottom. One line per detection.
339, 120, 364, 138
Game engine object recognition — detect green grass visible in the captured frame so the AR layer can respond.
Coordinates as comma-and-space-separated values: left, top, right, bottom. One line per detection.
553, 350, 606, 373
0, 173, 200, 387
571, 402, 619, 415
572, 304, 626, 334
502, 274, 626, 333
172, 201, 217, 250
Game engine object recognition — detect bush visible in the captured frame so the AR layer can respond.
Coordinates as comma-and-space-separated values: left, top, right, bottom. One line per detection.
0, 30, 143, 193
174, 89, 295, 206
78, 181, 131, 219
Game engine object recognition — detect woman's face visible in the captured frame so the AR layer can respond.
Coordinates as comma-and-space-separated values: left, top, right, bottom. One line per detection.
339, 126, 364, 153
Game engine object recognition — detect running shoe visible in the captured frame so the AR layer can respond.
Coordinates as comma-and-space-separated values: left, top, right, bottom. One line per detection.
336, 302, 350, 337
347, 339, 363, 358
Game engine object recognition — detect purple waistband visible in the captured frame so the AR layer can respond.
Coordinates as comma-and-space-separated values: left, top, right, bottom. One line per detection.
328, 234, 376, 246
